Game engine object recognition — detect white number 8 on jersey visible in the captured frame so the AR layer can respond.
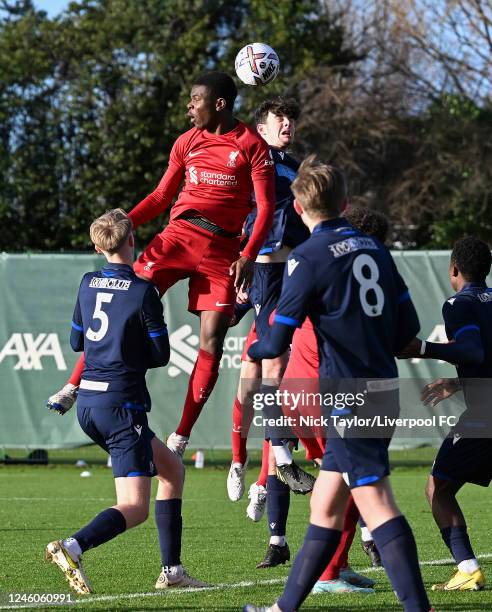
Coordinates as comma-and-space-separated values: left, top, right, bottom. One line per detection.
352, 254, 385, 317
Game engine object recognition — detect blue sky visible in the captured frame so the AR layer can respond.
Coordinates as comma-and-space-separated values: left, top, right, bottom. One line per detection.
35, 0, 70, 17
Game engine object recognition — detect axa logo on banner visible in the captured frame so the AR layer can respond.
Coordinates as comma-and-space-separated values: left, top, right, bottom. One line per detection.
0, 333, 67, 370
168, 324, 246, 377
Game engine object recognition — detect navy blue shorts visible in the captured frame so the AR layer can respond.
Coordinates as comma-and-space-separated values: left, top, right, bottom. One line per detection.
249, 262, 285, 340
432, 435, 492, 487
321, 436, 391, 488
77, 392, 156, 478
320, 385, 398, 489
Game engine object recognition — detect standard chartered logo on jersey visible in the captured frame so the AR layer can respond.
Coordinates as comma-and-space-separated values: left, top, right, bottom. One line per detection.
168, 324, 246, 378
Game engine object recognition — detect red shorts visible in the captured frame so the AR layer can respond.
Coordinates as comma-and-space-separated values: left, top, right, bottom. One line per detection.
133, 219, 239, 315
284, 318, 318, 379
241, 322, 257, 361
282, 319, 325, 460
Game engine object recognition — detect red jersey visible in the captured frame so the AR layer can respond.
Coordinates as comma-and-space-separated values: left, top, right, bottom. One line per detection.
128, 121, 275, 260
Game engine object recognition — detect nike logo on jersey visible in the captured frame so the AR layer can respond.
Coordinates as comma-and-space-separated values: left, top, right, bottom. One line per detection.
216, 301, 232, 307
188, 150, 202, 157
287, 259, 299, 276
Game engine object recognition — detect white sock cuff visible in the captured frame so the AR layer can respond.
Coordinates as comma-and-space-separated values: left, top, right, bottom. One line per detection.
458, 558, 480, 574
272, 444, 292, 467
360, 526, 372, 542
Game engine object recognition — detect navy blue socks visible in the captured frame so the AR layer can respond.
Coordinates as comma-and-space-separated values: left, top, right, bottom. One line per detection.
277, 524, 341, 611
155, 498, 182, 567
372, 516, 430, 611
267, 475, 290, 537
72, 507, 126, 552
441, 525, 475, 564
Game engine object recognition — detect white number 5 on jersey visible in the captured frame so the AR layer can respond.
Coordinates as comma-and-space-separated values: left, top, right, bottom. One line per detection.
352, 254, 385, 317
86, 292, 113, 341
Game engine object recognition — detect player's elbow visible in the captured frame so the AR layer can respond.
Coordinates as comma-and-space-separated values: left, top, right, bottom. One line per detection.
154, 347, 170, 367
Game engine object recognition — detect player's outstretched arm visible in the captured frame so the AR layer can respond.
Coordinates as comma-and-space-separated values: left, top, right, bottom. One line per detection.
398, 330, 484, 365
248, 252, 314, 360
248, 320, 295, 360
241, 175, 276, 261
127, 140, 185, 229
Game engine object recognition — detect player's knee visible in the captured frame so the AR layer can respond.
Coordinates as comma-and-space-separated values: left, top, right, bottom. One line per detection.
200, 334, 224, 355
262, 360, 286, 381
135, 505, 149, 524
123, 502, 149, 528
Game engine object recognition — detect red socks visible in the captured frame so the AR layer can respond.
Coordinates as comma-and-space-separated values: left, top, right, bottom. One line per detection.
256, 440, 270, 487
68, 354, 85, 386
232, 397, 250, 464
175, 349, 221, 437
318, 495, 359, 581
300, 436, 325, 462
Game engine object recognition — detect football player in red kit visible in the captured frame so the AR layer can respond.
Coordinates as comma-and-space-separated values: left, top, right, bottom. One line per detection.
47, 72, 275, 457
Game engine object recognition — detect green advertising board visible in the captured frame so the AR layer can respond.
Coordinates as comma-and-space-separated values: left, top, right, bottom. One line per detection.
0, 251, 481, 449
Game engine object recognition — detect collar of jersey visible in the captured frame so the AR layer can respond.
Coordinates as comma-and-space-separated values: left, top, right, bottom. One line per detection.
312, 217, 355, 235
458, 282, 488, 293
199, 120, 243, 141
102, 263, 134, 276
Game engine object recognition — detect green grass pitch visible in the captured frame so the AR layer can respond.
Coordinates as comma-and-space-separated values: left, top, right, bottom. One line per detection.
0, 449, 491, 610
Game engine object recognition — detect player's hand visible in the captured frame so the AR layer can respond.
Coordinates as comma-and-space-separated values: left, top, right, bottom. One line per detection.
229, 256, 253, 290
397, 336, 423, 359
236, 288, 249, 304
421, 377, 460, 408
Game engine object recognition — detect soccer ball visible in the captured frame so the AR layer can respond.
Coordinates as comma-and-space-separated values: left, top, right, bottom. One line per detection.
235, 42, 280, 86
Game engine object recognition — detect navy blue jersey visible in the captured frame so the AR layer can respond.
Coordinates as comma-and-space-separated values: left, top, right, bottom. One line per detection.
249, 218, 420, 378
71, 263, 169, 409
244, 148, 309, 254
441, 284, 492, 379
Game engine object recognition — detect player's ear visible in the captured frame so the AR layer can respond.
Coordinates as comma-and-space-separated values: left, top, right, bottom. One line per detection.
94, 245, 103, 254
257, 123, 267, 138
128, 232, 135, 248
216, 97, 227, 112
293, 199, 303, 217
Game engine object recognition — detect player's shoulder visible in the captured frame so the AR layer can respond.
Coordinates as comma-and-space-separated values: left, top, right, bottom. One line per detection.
446, 286, 492, 308
442, 291, 475, 319
80, 269, 101, 286
235, 121, 267, 147
271, 148, 299, 168
174, 127, 201, 149
287, 240, 318, 268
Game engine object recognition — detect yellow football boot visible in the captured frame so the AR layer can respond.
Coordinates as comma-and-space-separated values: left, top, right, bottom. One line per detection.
431, 568, 485, 591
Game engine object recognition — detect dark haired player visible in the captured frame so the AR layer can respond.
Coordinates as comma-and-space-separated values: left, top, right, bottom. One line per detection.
399, 236, 492, 592
47, 72, 276, 457
46, 210, 206, 593
244, 156, 431, 612
226, 98, 314, 531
